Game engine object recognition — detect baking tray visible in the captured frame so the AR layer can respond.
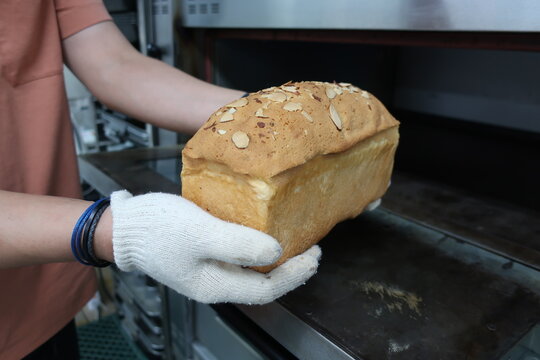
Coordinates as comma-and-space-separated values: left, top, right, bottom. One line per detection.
277, 209, 540, 359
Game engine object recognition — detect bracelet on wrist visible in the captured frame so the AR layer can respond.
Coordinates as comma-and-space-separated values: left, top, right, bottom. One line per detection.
71, 197, 112, 267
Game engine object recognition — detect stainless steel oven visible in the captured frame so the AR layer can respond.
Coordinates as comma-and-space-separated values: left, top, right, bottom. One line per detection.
78, 2, 540, 359
175, 2, 540, 359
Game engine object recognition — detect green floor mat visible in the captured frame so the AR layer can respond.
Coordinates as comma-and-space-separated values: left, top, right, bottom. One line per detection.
77, 315, 147, 360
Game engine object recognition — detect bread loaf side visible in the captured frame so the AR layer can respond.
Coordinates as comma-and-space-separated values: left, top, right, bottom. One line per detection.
182, 81, 399, 272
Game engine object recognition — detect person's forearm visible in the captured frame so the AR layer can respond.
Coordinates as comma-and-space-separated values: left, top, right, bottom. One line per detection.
63, 21, 244, 134
0, 190, 113, 269
92, 54, 243, 134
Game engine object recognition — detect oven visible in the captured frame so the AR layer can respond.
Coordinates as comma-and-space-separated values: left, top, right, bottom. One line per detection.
78, 2, 540, 359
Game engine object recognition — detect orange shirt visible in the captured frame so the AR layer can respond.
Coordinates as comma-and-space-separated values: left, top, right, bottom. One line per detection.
0, 1, 111, 358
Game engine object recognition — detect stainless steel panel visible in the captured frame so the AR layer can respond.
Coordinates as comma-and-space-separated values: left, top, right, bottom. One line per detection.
501, 325, 540, 360
194, 303, 268, 360
168, 292, 194, 360
78, 157, 124, 195
151, 0, 181, 147
137, 0, 179, 147
180, 0, 540, 32
237, 303, 356, 360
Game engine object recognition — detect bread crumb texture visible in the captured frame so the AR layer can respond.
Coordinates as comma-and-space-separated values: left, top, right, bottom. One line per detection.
182, 81, 399, 179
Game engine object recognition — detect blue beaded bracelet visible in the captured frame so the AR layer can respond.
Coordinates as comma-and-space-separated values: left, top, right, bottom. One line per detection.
71, 197, 111, 267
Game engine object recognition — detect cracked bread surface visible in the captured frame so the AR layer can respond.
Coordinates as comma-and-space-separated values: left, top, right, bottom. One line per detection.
182, 81, 399, 178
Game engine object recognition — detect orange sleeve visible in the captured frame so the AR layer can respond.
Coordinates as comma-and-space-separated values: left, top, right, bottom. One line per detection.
55, 0, 112, 39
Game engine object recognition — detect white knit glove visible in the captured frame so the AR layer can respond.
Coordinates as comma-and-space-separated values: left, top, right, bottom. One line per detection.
110, 190, 321, 305
366, 198, 381, 211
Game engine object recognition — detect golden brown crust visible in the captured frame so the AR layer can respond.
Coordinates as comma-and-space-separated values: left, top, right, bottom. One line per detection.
182, 81, 400, 272
182, 127, 399, 273
182, 81, 399, 179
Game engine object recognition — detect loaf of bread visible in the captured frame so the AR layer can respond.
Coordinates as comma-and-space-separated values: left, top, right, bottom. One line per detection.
181, 81, 399, 272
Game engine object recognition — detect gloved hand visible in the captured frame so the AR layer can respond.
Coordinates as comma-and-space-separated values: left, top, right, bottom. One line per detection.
365, 198, 381, 211
110, 190, 321, 304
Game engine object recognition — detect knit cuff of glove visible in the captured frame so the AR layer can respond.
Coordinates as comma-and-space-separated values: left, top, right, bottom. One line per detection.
110, 190, 149, 272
